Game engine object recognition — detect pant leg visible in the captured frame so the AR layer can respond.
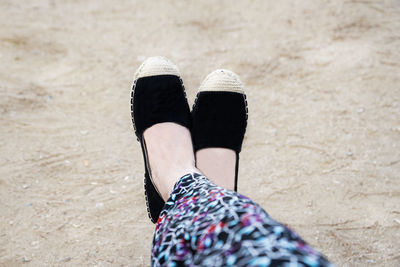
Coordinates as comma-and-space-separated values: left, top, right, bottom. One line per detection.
151, 173, 333, 267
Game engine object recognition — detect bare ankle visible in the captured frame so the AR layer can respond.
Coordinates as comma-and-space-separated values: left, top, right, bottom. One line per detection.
143, 123, 197, 201
196, 148, 236, 190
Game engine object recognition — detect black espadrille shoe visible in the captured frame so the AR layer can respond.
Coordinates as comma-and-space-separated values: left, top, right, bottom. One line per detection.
191, 69, 248, 191
130, 57, 191, 223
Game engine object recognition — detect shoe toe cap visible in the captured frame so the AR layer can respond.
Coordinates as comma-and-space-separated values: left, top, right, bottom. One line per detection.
135, 56, 180, 79
199, 69, 244, 93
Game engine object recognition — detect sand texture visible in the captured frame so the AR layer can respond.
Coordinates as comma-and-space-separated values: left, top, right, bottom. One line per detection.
1, 0, 399, 266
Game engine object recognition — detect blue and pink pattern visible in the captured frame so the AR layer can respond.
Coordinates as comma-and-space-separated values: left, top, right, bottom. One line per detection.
151, 173, 333, 267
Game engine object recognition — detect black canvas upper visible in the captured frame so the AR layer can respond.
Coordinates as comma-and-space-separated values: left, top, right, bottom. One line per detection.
191, 91, 247, 153
133, 75, 191, 139
140, 140, 165, 223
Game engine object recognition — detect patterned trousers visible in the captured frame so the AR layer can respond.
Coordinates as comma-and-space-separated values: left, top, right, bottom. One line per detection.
151, 173, 333, 267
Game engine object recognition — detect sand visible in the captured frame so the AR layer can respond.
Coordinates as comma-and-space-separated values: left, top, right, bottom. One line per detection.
0, 0, 399, 266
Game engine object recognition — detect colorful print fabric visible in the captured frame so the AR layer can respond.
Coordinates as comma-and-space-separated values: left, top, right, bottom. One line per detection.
152, 173, 333, 267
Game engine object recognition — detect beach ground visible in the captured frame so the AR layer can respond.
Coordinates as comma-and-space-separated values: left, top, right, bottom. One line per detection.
0, 1, 399, 266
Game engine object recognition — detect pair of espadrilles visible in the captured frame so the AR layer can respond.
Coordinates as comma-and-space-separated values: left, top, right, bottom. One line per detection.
130, 57, 248, 223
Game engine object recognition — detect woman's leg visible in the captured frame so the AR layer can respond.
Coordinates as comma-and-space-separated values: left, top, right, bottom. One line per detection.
152, 173, 333, 267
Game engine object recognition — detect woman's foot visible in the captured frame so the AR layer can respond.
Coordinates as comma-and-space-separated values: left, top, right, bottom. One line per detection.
131, 56, 198, 221
192, 69, 248, 191
143, 123, 198, 201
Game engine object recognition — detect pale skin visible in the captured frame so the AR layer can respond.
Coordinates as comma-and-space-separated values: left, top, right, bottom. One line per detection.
143, 122, 236, 201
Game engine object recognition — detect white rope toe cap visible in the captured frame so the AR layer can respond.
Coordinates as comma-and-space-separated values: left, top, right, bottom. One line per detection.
199, 69, 244, 94
135, 56, 180, 79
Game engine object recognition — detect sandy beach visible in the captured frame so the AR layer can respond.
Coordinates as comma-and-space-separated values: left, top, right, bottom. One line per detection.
1, 0, 399, 266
